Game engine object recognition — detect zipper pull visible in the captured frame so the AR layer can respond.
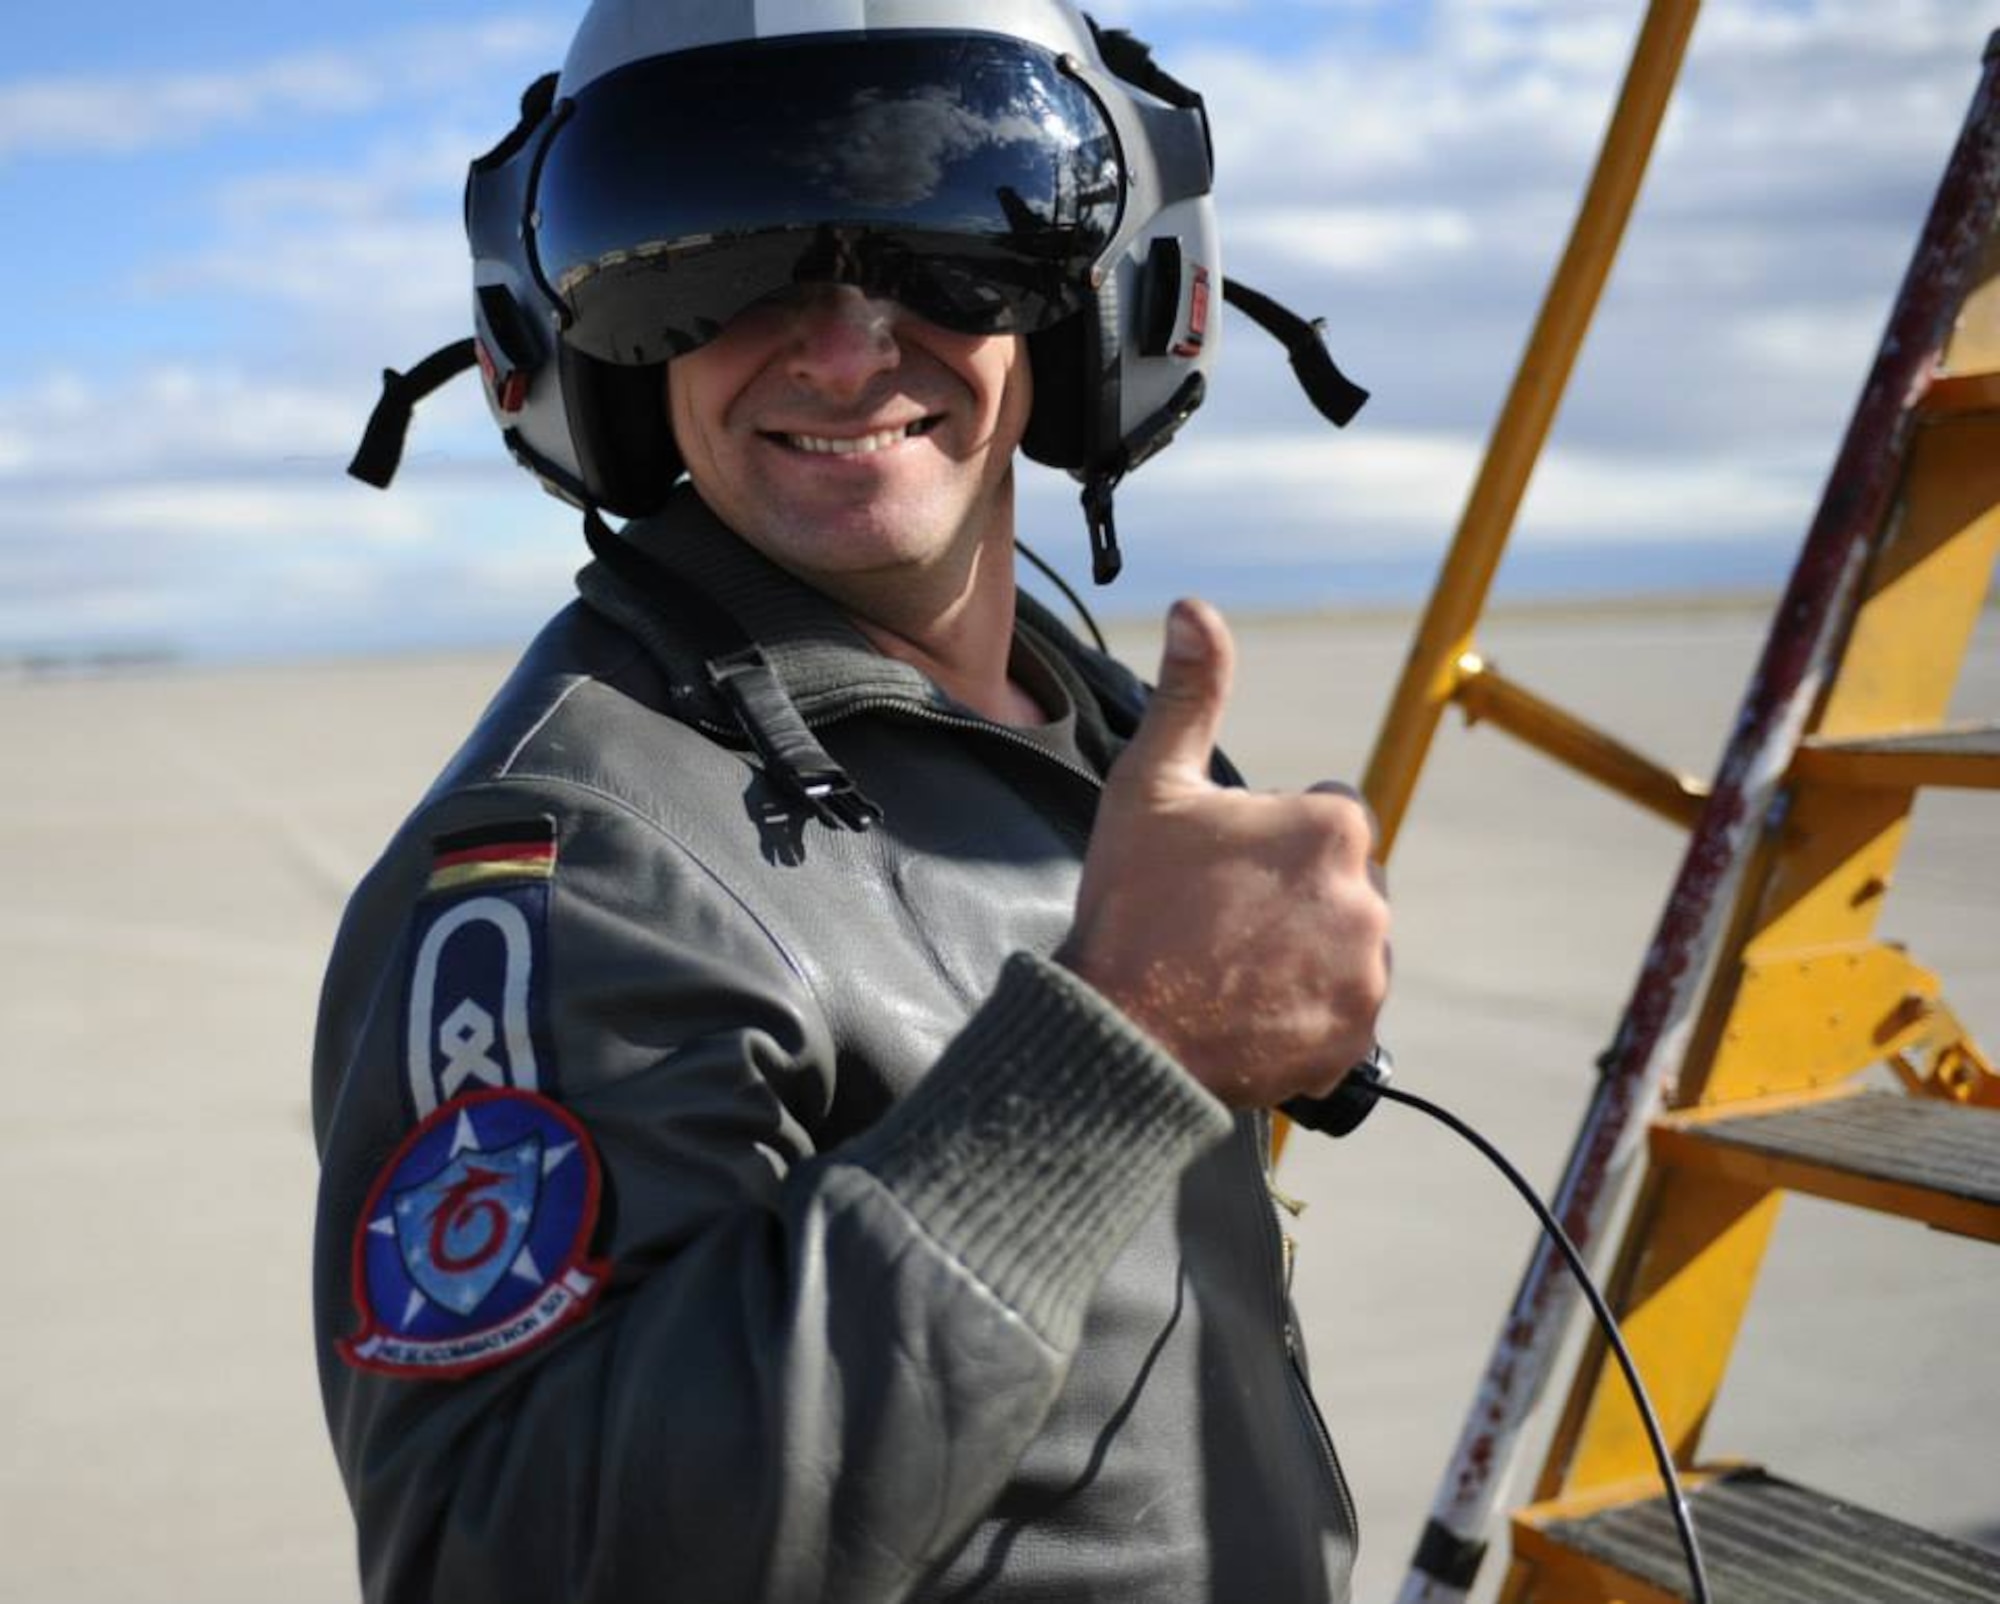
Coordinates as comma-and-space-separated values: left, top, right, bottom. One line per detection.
1267, 1179, 1309, 1219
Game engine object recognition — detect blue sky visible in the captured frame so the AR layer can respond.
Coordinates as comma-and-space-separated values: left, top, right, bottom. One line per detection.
2, 1, 1992, 661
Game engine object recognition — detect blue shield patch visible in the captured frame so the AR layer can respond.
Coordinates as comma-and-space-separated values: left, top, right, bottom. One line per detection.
392, 1134, 543, 1316
342, 1089, 607, 1380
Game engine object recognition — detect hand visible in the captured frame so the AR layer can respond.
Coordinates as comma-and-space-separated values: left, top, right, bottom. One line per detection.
1058, 598, 1390, 1108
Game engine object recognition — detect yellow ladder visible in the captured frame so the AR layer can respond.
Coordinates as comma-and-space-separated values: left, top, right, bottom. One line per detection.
1499, 37, 2000, 1603
1357, 15, 2000, 1603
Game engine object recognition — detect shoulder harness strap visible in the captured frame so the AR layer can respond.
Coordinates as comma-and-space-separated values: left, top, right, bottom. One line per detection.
582, 509, 883, 832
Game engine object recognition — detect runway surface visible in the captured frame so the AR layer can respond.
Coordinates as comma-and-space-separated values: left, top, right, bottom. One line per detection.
4, 598, 1994, 1602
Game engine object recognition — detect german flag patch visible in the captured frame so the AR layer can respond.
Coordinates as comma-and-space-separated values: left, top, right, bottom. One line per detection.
426, 819, 558, 896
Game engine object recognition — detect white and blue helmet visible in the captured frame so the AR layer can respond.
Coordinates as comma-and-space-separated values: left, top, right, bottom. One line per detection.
356, 0, 1362, 580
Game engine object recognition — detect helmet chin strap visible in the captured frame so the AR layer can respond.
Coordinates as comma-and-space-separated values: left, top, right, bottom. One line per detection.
1082, 471, 1124, 585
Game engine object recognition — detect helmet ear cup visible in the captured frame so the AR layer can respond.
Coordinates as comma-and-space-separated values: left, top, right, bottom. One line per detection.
1021, 322, 1086, 471
1022, 295, 1120, 477
562, 347, 683, 516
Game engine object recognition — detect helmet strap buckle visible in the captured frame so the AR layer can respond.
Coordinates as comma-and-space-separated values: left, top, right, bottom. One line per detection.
1082, 472, 1125, 585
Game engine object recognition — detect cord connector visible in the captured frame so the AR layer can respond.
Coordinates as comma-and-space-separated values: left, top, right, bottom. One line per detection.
1282, 1042, 1393, 1136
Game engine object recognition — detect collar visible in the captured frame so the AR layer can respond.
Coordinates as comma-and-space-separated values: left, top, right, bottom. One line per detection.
575, 486, 945, 727
576, 485, 1127, 751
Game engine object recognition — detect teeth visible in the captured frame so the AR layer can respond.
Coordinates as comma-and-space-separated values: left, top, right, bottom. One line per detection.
784, 422, 923, 456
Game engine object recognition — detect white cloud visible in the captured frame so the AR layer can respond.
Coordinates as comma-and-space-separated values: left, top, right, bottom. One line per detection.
0, 367, 437, 484
212, 124, 480, 224
1699, 0, 1975, 61
0, 18, 565, 161
1226, 204, 1477, 274
1183, 17, 1623, 204
1729, 301, 1892, 384
1519, 439, 1813, 544
1125, 425, 1817, 560
138, 213, 470, 331
54, 479, 434, 546
0, 56, 371, 158
1443, 0, 1634, 76
0, 474, 573, 656
123, 109, 521, 372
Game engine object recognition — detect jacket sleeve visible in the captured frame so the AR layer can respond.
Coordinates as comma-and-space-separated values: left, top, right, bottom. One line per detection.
312, 779, 1232, 1604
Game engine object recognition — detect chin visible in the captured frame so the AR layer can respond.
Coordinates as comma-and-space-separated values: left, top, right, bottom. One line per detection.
768, 496, 972, 574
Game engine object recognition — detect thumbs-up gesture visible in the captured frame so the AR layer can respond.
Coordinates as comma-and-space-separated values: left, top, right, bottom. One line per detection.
1058, 599, 1390, 1108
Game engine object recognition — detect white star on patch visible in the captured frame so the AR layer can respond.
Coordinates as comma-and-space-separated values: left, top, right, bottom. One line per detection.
450, 1108, 482, 1157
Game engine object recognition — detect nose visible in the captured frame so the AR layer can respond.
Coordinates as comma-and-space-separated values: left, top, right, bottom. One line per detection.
783, 286, 901, 402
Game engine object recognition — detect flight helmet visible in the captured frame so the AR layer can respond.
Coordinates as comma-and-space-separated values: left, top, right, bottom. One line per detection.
355, 0, 1363, 581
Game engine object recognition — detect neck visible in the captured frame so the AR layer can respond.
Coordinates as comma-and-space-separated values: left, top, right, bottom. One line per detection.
847, 537, 1043, 725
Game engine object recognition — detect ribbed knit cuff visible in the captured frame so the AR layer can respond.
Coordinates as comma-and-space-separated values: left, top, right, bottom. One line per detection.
844, 951, 1233, 1348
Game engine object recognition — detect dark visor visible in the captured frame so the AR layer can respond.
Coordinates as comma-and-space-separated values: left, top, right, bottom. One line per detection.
530, 33, 1125, 365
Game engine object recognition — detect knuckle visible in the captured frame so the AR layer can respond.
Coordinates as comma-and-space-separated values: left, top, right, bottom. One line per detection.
1305, 780, 1379, 842
1304, 795, 1373, 857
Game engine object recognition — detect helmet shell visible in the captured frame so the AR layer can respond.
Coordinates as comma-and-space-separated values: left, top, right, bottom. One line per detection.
562, 0, 1102, 96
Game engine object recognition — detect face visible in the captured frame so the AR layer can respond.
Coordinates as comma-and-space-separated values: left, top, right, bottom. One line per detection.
665, 286, 1034, 608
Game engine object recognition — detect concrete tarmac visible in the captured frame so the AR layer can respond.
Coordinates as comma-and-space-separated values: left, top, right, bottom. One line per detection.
3, 598, 1994, 1603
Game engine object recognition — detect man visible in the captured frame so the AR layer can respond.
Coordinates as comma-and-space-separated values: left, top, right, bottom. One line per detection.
315, 2, 1389, 1599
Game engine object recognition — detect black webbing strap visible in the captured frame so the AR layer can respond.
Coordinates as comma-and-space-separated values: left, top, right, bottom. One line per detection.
347, 339, 480, 488
1222, 278, 1370, 427
581, 510, 883, 833
1092, 24, 1206, 116
706, 649, 885, 832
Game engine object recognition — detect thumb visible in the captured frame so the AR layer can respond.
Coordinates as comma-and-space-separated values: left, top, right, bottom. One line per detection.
1119, 598, 1235, 788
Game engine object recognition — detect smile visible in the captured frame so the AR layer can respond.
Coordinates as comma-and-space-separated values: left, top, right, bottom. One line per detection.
768, 417, 942, 456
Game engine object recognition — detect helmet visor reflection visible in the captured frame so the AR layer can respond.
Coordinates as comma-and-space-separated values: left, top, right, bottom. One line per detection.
531, 33, 1124, 365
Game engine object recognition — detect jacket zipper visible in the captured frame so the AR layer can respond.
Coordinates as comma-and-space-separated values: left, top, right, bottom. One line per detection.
1249, 1118, 1360, 1544
811, 695, 1106, 791
690, 684, 1106, 790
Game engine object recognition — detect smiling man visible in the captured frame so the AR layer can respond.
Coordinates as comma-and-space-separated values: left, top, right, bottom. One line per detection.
313, 3, 1389, 1601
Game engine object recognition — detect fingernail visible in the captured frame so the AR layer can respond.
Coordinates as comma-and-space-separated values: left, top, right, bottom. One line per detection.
1165, 602, 1202, 663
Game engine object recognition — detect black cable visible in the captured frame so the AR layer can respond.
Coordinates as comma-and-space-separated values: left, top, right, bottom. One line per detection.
1373, 1083, 1713, 1604
1016, 538, 1109, 653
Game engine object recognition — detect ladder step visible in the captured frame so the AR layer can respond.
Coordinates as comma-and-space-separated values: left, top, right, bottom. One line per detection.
1652, 1091, 2000, 1241
1517, 1466, 2000, 1603
1918, 368, 2000, 418
1792, 723, 2000, 790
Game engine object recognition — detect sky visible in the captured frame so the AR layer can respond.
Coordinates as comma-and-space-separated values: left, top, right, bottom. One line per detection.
0, 0, 1992, 662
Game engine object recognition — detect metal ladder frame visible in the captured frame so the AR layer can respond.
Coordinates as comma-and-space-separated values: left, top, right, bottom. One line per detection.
1343, 8, 2000, 1600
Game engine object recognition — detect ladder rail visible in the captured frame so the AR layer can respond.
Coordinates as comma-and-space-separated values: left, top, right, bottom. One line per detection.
1361, 0, 1702, 860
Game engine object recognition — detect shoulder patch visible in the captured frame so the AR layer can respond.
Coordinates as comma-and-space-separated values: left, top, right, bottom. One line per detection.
406, 817, 559, 1118
341, 1089, 607, 1380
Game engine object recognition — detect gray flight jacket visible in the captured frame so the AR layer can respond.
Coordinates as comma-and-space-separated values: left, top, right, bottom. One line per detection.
312, 490, 1358, 1602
